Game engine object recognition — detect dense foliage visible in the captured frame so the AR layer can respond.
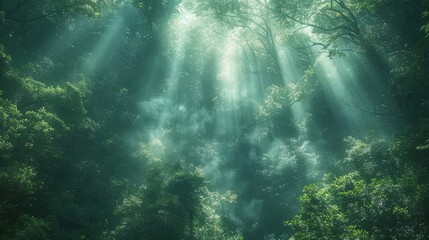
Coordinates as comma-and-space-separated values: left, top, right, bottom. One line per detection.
1, 0, 428, 239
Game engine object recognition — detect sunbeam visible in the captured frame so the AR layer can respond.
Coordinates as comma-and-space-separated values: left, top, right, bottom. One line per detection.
82, 15, 125, 75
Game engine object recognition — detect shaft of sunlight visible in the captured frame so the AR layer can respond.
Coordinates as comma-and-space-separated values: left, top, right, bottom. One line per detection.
314, 52, 384, 132
217, 34, 241, 103
82, 15, 125, 74
141, 7, 198, 143
276, 45, 308, 121
214, 31, 243, 138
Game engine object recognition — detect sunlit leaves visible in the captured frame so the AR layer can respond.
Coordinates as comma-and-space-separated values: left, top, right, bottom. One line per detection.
423, 10, 429, 37
290, 122, 429, 239
0, 49, 97, 239
1, 63, 90, 126
195, 189, 242, 240
0, 99, 22, 152
61, 81, 89, 123
134, 139, 166, 163
0, 99, 67, 163
286, 182, 366, 240
343, 136, 393, 177
0, 164, 40, 198
258, 68, 318, 119
25, 107, 67, 145
2, 71, 59, 104
0, 45, 11, 71
342, 122, 429, 178
0, 99, 60, 239
287, 171, 429, 239
258, 85, 295, 118
260, 138, 319, 197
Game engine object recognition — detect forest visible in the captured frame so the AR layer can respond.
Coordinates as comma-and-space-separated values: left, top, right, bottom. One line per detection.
1, 0, 429, 239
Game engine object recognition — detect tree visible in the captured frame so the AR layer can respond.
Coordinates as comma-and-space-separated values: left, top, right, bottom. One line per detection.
270, 0, 417, 71
0, 45, 117, 239
287, 172, 429, 240
0, 90, 67, 240
287, 123, 429, 239
113, 160, 242, 240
